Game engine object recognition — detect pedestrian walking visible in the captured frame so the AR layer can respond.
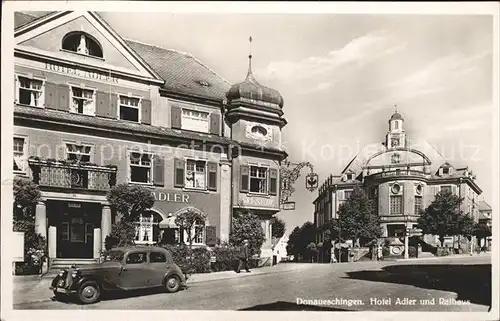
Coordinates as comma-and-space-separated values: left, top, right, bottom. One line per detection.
377, 244, 383, 262
236, 239, 251, 273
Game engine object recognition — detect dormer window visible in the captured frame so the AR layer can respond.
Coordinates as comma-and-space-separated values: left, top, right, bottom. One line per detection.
62, 32, 103, 58
346, 173, 354, 180
442, 168, 449, 175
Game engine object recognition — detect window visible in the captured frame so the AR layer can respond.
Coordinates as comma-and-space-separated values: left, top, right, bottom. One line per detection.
441, 185, 452, 194
185, 159, 206, 189
150, 252, 167, 263
391, 138, 400, 148
130, 152, 152, 184
13, 137, 26, 172
251, 125, 268, 137
390, 195, 402, 215
62, 33, 103, 58
70, 87, 95, 115
61, 222, 69, 241
85, 223, 94, 244
70, 217, 85, 242
17, 76, 43, 107
126, 252, 147, 264
134, 214, 155, 244
395, 121, 399, 130
66, 144, 91, 162
119, 96, 141, 122
250, 166, 268, 193
181, 109, 209, 133
344, 190, 352, 200
194, 223, 204, 244
414, 196, 423, 215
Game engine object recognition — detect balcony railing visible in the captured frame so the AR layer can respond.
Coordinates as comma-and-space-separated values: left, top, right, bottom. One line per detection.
28, 159, 117, 192
367, 169, 429, 180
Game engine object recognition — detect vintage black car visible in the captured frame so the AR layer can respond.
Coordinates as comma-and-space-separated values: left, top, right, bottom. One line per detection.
50, 246, 186, 304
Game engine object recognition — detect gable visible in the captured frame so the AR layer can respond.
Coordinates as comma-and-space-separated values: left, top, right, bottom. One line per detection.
366, 149, 431, 167
15, 12, 161, 82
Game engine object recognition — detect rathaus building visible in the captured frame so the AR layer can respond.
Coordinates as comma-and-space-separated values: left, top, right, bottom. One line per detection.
313, 111, 488, 261
13, 11, 287, 268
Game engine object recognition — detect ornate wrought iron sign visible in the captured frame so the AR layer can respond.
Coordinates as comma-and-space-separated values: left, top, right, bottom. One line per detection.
279, 160, 318, 204
305, 172, 319, 191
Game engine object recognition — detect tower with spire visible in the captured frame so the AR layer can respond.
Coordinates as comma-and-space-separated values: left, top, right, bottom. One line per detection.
385, 105, 406, 149
224, 37, 288, 266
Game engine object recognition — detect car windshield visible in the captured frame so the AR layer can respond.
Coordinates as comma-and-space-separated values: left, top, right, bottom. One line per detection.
104, 250, 124, 262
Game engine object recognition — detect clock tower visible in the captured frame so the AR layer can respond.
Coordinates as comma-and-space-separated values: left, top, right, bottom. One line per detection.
386, 107, 406, 149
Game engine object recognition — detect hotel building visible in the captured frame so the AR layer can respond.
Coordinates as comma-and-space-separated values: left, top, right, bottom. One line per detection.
13, 11, 287, 267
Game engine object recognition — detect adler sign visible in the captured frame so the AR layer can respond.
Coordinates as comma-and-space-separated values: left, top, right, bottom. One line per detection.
151, 191, 190, 203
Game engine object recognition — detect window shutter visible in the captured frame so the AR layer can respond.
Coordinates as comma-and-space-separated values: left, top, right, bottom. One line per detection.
56, 84, 70, 111
96, 92, 118, 119
452, 185, 457, 195
269, 168, 278, 195
171, 104, 182, 129
240, 165, 249, 193
44, 82, 57, 108
174, 158, 185, 187
210, 113, 220, 135
153, 155, 165, 186
141, 99, 152, 125
205, 226, 217, 246
207, 162, 217, 191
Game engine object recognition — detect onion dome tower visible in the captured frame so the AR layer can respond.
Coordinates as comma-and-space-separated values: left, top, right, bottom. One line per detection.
225, 37, 287, 144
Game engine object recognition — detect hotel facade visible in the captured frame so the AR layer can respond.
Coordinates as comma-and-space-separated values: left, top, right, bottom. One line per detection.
313, 111, 490, 261
13, 11, 287, 267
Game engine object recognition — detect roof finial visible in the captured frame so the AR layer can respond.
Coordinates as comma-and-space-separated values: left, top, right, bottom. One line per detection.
394, 104, 398, 113
245, 36, 258, 84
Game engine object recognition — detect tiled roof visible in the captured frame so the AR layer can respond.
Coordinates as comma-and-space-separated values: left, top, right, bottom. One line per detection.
14, 11, 54, 29
478, 200, 492, 212
14, 105, 234, 145
124, 39, 231, 101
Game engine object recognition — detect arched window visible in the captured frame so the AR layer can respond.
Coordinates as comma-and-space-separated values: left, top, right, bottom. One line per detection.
62, 32, 103, 58
394, 121, 399, 130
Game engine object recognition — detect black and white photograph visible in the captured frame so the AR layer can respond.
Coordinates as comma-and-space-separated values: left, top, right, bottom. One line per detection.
1, 1, 499, 320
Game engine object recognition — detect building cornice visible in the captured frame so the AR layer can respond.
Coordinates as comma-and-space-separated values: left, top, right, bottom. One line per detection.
15, 48, 165, 85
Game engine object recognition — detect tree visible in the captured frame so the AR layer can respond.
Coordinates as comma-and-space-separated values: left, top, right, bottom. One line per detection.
285, 222, 316, 262
229, 209, 265, 257
174, 209, 206, 249
272, 217, 286, 239
333, 187, 381, 246
418, 190, 465, 247
13, 177, 41, 222
286, 226, 301, 261
106, 184, 155, 221
104, 221, 137, 249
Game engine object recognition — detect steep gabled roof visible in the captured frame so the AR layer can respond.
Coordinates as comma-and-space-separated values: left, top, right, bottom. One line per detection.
14, 11, 54, 29
125, 39, 231, 101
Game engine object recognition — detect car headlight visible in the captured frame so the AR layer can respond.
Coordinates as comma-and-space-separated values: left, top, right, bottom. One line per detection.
71, 269, 80, 278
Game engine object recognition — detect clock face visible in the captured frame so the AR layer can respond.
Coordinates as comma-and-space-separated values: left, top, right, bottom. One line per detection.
391, 138, 400, 147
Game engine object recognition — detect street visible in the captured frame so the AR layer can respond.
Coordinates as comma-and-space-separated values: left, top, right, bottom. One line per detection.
15, 255, 491, 311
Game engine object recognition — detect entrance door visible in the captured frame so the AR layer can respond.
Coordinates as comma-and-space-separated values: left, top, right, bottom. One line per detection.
57, 208, 94, 258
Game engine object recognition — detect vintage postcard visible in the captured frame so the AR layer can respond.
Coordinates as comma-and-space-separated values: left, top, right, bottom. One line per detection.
1, 1, 498, 321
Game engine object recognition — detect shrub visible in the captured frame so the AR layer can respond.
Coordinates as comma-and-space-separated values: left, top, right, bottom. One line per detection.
436, 247, 451, 257
229, 209, 265, 257
191, 247, 211, 274
382, 246, 390, 257
211, 245, 239, 272
13, 220, 46, 275
105, 221, 136, 250
15, 262, 40, 275
408, 246, 418, 258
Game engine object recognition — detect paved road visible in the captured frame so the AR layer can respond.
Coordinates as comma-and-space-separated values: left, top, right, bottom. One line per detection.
15, 255, 491, 311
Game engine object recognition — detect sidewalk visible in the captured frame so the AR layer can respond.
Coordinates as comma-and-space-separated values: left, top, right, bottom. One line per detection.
12, 263, 305, 306
395, 252, 491, 262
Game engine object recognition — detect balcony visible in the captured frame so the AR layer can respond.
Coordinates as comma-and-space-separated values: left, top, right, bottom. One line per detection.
366, 169, 429, 181
28, 159, 117, 192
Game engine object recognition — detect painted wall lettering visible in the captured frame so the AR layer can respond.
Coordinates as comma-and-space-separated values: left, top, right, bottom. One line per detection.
151, 192, 190, 203
45, 63, 119, 83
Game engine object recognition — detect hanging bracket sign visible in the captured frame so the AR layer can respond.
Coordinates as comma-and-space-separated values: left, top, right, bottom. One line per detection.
305, 172, 319, 192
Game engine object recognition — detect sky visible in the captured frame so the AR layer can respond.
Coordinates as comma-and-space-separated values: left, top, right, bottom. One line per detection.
98, 12, 495, 234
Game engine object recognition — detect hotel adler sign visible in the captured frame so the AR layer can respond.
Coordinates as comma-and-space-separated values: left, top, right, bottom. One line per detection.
151, 191, 190, 203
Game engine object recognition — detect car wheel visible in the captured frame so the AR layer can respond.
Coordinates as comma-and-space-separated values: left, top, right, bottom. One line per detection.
77, 281, 101, 304
164, 275, 180, 293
